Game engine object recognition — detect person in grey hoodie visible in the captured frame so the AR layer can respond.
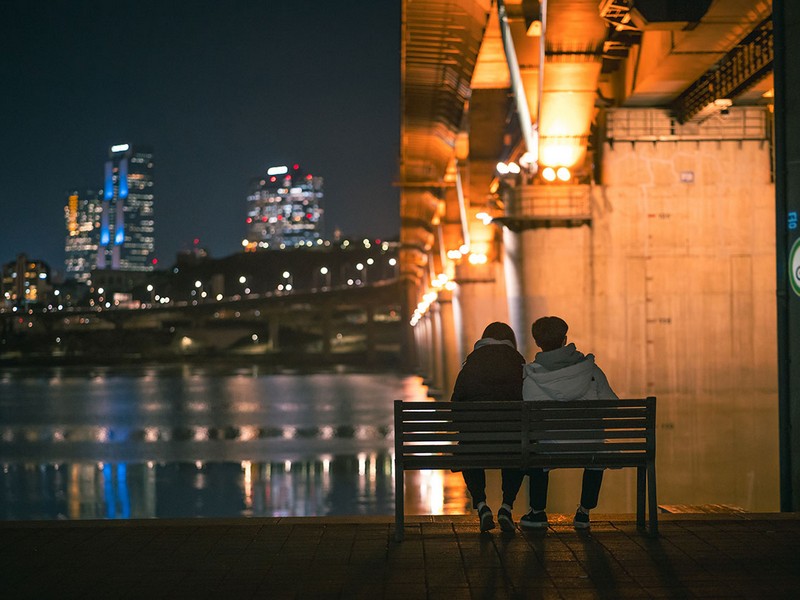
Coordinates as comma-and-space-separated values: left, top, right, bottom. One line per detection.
519, 316, 618, 530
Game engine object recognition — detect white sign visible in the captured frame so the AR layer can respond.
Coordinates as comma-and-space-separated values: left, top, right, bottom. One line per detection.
790, 237, 800, 298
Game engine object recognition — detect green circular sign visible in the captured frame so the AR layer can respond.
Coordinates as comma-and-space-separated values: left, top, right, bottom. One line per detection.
791, 237, 800, 297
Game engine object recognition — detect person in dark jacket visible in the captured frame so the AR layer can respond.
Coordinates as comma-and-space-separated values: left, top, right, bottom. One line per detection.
451, 321, 526, 531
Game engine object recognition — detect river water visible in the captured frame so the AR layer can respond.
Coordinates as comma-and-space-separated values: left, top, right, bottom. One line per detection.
0, 365, 469, 520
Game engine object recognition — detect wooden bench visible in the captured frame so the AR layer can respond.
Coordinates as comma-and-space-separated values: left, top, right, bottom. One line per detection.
393, 397, 657, 541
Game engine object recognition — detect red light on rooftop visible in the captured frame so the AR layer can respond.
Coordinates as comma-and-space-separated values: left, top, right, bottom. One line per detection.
306, 174, 313, 180
193, 238, 199, 245
246, 217, 252, 223
293, 164, 299, 170
152, 258, 158, 265
270, 176, 276, 182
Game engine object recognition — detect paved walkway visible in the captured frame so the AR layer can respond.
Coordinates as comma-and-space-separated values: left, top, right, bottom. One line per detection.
2, 513, 798, 599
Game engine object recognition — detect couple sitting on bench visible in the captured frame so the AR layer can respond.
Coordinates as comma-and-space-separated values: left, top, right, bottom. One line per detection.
451, 316, 617, 532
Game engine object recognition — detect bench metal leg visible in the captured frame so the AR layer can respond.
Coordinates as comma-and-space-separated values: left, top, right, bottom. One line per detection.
395, 465, 404, 542
647, 461, 658, 536
636, 466, 646, 529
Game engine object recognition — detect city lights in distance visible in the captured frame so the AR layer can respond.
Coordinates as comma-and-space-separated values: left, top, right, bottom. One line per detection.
267, 165, 288, 176
111, 144, 130, 153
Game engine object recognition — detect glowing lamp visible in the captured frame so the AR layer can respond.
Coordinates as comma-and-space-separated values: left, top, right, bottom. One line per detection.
556, 167, 571, 182
542, 167, 557, 182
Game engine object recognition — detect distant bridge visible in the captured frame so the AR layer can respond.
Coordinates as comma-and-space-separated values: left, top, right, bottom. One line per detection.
1, 280, 405, 363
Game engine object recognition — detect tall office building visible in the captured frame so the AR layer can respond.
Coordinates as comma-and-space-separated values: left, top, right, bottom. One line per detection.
244, 163, 324, 250
97, 144, 155, 271
2, 255, 50, 307
64, 188, 102, 282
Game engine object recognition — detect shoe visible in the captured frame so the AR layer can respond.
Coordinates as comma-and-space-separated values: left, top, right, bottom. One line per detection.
478, 505, 496, 532
520, 511, 548, 530
573, 508, 590, 529
497, 507, 516, 532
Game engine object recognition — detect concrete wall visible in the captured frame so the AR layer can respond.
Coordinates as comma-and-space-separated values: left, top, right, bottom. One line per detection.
511, 108, 779, 513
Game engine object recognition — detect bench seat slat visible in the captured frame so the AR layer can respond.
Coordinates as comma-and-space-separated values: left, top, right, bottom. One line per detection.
403, 454, 649, 470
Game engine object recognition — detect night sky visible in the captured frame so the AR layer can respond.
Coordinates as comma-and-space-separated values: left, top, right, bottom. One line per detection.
0, 1, 400, 273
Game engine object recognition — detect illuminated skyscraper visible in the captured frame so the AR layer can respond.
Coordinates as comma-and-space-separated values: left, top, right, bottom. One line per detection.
64, 188, 101, 282
97, 144, 155, 271
244, 163, 324, 250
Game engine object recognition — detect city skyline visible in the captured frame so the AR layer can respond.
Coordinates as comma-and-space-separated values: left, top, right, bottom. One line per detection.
0, 1, 400, 272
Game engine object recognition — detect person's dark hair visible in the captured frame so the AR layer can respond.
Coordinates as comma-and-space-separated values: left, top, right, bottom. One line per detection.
531, 316, 568, 351
481, 321, 517, 349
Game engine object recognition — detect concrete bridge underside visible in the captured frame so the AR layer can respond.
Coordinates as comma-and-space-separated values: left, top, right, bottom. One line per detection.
401, 0, 800, 512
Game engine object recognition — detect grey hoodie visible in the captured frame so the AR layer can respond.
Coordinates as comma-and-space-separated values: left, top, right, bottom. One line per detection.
522, 343, 617, 401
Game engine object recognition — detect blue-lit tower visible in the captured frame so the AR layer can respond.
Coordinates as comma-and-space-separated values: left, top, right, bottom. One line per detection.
244, 163, 324, 250
97, 144, 155, 271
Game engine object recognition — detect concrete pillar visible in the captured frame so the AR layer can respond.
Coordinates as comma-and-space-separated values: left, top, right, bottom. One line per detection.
365, 304, 376, 364
320, 305, 332, 358
455, 261, 510, 358
502, 227, 528, 356
269, 314, 280, 352
428, 305, 445, 396
437, 292, 460, 396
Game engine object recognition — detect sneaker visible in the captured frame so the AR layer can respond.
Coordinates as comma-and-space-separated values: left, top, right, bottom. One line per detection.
573, 509, 590, 529
520, 510, 548, 530
497, 507, 516, 532
478, 505, 496, 532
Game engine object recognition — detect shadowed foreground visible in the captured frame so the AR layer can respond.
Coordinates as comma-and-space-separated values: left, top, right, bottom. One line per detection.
2, 513, 798, 599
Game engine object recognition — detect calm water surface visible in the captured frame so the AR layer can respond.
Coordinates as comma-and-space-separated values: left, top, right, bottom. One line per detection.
0, 365, 468, 520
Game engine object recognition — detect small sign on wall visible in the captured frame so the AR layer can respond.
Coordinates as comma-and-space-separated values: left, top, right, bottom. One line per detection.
790, 234, 800, 299
680, 171, 694, 183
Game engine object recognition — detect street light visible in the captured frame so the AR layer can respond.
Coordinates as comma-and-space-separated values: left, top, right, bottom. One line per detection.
320, 266, 330, 289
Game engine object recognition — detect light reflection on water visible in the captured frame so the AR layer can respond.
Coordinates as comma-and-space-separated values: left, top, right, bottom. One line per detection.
0, 365, 471, 520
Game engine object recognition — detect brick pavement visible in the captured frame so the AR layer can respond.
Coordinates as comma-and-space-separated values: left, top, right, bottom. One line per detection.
1, 513, 798, 599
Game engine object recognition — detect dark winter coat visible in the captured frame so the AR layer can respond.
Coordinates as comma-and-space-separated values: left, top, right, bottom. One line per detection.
451, 338, 525, 403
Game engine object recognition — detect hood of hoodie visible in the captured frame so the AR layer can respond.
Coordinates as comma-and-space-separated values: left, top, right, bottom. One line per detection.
523, 343, 597, 400
472, 337, 517, 352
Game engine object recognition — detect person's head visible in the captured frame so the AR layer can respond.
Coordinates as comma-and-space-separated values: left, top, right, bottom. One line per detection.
531, 316, 568, 351
481, 321, 517, 350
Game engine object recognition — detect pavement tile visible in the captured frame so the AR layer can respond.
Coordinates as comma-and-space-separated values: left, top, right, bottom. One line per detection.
2, 515, 800, 599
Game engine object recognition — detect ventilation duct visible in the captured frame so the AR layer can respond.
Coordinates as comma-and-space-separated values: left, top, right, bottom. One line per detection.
628, 0, 714, 30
